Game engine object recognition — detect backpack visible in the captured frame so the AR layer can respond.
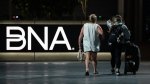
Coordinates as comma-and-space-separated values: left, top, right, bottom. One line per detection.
108, 25, 124, 44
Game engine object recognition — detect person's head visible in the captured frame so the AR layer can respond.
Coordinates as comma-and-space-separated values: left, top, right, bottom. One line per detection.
89, 14, 97, 23
111, 15, 122, 25
112, 15, 122, 23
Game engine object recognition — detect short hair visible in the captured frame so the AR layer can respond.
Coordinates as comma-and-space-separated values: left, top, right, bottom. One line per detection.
112, 15, 122, 22
89, 14, 97, 23
116, 15, 122, 22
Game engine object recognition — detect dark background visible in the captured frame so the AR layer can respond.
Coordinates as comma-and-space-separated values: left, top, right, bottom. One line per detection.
0, 0, 117, 20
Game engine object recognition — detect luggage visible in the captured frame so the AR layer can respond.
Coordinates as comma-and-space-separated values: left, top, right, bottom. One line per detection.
124, 42, 141, 75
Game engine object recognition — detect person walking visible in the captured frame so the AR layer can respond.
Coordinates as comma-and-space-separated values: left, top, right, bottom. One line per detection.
107, 15, 130, 76
78, 14, 104, 76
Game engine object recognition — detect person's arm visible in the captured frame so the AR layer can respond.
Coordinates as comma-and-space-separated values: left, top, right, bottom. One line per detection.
122, 25, 131, 40
107, 19, 112, 29
97, 25, 105, 40
107, 20, 112, 33
78, 26, 84, 49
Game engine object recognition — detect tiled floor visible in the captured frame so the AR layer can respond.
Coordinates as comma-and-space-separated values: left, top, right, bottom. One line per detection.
0, 61, 150, 84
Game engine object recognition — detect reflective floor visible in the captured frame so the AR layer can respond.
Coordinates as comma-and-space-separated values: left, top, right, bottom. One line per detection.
0, 61, 150, 84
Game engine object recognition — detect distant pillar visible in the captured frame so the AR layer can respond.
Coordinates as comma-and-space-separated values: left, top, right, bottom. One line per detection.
118, 0, 124, 20
134, 0, 143, 42
124, 0, 143, 43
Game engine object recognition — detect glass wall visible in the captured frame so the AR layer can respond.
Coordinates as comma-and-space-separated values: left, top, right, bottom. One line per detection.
143, 0, 150, 42
0, 0, 117, 20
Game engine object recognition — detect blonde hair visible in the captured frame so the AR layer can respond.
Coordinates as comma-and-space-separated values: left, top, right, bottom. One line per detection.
89, 14, 97, 23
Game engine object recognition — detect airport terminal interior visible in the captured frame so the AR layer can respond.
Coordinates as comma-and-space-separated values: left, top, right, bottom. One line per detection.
0, 0, 150, 84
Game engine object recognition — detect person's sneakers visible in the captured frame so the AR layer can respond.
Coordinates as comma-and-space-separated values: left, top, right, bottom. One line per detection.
111, 69, 115, 74
85, 72, 89, 76
115, 69, 120, 76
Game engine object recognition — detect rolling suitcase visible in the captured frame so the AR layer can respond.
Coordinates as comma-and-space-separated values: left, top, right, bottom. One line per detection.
124, 42, 140, 75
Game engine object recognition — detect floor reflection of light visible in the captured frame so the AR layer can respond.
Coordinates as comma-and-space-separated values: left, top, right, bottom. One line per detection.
44, 75, 49, 77
44, 62, 48, 65
6, 62, 26, 64
52, 62, 68, 65
27, 62, 32, 64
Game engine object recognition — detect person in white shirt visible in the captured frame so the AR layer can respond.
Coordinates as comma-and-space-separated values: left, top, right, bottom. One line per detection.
78, 14, 104, 76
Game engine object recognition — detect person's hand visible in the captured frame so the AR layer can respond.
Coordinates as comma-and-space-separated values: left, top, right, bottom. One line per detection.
79, 48, 82, 52
107, 19, 111, 23
79, 43, 82, 51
